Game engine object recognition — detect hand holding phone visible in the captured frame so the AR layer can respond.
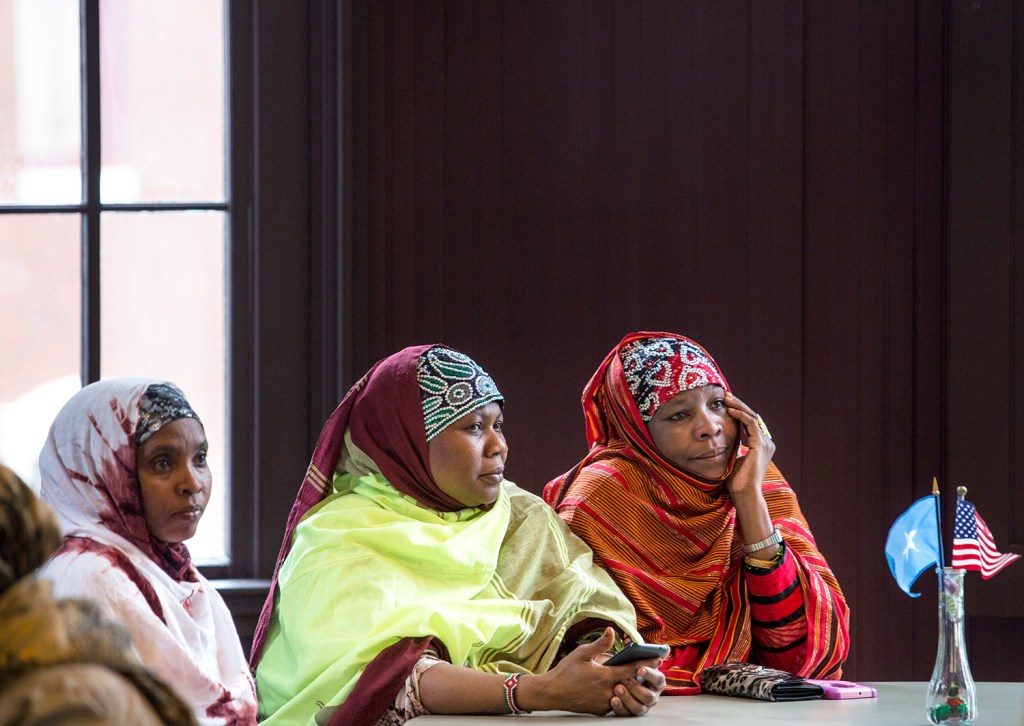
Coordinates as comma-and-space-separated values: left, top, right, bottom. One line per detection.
602, 643, 670, 666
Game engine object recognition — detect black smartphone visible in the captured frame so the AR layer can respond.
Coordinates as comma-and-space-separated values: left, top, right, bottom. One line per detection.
602, 643, 670, 666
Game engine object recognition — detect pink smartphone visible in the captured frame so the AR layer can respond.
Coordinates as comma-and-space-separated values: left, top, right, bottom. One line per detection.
805, 679, 877, 700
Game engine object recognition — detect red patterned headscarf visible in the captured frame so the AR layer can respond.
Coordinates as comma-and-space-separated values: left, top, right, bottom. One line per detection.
558, 331, 738, 485
618, 336, 727, 421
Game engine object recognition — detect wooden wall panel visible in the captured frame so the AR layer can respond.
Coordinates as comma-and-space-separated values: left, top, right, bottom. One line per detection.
946, 0, 1024, 680
360, 0, 810, 492
344, 0, 1020, 681
801, 1, 945, 680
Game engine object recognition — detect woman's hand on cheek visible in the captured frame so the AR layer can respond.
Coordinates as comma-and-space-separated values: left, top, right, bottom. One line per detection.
724, 392, 775, 499
724, 392, 775, 457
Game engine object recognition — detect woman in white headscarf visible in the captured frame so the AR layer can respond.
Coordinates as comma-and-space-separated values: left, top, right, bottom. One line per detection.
37, 379, 257, 726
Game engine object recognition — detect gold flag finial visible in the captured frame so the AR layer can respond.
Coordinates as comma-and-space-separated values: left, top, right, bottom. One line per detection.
932, 477, 940, 496
956, 485, 967, 501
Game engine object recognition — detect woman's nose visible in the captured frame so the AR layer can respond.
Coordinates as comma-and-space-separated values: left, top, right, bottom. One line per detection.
487, 431, 508, 457
693, 410, 722, 438
177, 468, 200, 495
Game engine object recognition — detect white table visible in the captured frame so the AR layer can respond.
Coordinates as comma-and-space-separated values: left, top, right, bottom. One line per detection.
409, 682, 1024, 725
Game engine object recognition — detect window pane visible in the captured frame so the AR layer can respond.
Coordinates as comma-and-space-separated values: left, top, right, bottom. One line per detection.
100, 211, 227, 562
100, 1, 225, 203
0, 0, 82, 204
0, 214, 81, 486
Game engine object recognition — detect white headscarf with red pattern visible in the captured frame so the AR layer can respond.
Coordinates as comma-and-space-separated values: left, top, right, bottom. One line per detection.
37, 379, 257, 726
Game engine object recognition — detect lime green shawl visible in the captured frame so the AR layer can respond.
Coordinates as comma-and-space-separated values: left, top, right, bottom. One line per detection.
255, 464, 639, 724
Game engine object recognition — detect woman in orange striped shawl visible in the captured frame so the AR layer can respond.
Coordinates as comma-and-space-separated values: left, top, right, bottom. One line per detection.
544, 332, 849, 694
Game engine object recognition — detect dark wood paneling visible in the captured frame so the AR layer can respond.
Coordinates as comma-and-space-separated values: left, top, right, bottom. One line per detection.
360, 0, 810, 484
946, 0, 1024, 675
349, 0, 959, 681
970, 616, 1024, 681
947, 0, 1016, 553
802, 0, 947, 681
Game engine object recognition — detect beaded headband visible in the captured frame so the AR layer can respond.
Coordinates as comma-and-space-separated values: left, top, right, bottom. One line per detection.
619, 336, 726, 421
417, 347, 503, 441
135, 383, 202, 446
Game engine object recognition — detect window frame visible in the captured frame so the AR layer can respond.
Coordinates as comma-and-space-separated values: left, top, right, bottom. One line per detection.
0, 0, 355, 642
0, 0, 232, 567
211, 1, 356, 645
218, 0, 355, 593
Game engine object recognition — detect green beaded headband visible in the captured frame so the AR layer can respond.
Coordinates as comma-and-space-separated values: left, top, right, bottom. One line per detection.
417, 347, 503, 441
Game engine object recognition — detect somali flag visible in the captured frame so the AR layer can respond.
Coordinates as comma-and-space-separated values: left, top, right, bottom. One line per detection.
885, 496, 942, 597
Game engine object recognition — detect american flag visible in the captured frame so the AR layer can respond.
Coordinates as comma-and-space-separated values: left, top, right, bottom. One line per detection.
951, 499, 1020, 579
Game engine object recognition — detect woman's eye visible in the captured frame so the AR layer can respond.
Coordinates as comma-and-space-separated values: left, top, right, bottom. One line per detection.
196, 451, 208, 465
668, 411, 688, 421
494, 420, 503, 431
711, 399, 725, 409
466, 423, 482, 432
154, 458, 171, 471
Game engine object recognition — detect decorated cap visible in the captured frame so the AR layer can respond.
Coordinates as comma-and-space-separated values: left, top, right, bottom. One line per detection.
135, 383, 202, 446
619, 336, 727, 421
416, 346, 503, 441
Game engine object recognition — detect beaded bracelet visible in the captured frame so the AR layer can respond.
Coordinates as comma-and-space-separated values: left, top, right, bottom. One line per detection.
744, 542, 786, 572
502, 673, 529, 715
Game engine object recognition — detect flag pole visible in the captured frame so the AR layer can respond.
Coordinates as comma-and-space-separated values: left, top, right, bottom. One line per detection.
932, 477, 945, 567
953, 486, 968, 573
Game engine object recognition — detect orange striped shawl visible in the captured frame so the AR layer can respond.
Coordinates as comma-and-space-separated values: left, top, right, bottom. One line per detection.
547, 446, 849, 692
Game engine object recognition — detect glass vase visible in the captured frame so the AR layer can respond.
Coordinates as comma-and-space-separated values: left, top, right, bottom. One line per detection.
926, 567, 977, 725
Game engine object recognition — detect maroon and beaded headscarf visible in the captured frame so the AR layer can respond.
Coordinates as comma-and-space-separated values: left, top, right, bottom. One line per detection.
251, 344, 503, 668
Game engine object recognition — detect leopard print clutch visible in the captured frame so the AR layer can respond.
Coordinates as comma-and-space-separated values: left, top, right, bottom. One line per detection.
699, 662, 825, 702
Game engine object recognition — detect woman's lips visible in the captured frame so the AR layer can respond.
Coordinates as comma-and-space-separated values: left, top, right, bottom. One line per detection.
694, 448, 727, 461
174, 505, 204, 520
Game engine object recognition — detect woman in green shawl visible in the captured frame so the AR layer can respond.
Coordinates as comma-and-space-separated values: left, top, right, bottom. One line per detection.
251, 345, 665, 725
